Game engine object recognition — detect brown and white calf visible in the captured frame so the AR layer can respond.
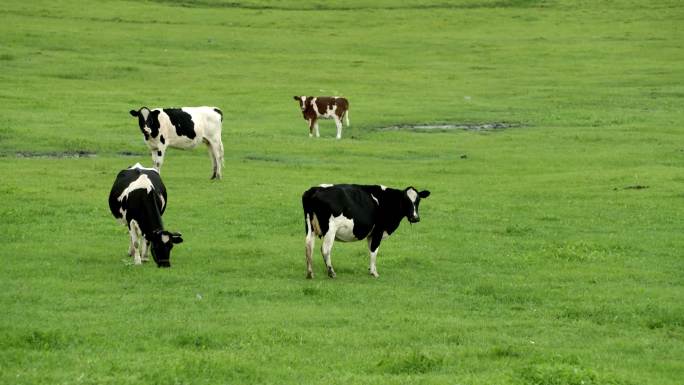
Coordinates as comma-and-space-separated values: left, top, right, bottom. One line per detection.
293, 96, 349, 139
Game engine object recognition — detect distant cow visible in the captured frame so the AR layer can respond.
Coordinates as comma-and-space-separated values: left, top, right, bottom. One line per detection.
302, 184, 430, 278
108, 163, 183, 267
293, 96, 349, 139
129, 106, 224, 179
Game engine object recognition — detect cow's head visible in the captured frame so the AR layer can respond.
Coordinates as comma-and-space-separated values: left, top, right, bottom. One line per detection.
404, 187, 430, 223
293, 96, 308, 112
149, 230, 183, 268
129, 107, 161, 140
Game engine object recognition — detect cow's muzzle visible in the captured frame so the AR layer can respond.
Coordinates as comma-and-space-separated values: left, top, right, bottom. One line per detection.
156, 260, 171, 268
408, 216, 420, 223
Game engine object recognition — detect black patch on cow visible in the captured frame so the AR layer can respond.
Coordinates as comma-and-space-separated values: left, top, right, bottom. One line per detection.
157, 150, 162, 156
163, 109, 196, 139
213, 108, 223, 121
147, 110, 161, 138
160, 135, 165, 144
132, 113, 150, 140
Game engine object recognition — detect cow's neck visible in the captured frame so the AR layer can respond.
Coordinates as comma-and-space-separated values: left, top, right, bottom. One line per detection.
378, 188, 405, 235
134, 194, 164, 240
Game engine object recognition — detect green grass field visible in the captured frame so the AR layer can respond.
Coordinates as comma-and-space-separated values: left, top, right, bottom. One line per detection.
1, 0, 683, 384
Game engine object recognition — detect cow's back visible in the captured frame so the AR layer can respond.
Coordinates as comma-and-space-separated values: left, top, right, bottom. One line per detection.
109, 165, 167, 220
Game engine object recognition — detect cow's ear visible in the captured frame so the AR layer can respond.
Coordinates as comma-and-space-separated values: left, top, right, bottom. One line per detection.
418, 190, 431, 198
170, 232, 183, 244
129, 110, 139, 117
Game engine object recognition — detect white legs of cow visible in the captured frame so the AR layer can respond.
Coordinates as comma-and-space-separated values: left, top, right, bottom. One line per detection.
308, 119, 320, 138
151, 149, 165, 171
333, 116, 343, 140
304, 213, 380, 279
304, 213, 338, 278
321, 230, 337, 278
368, 238, 379, 278
128, 219, 149, 265
305, 214, 315, 278
203, 137, 224, 179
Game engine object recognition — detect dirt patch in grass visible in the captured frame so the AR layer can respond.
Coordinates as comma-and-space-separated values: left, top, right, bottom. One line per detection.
12, 150, 97, 158
379, 122, 523, 132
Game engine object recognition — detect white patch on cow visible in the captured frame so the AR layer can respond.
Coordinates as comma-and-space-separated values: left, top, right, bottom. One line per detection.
407, 188, 418, 203
369, 248, 379, 277
382, 231, 390, 240
380, 185, 387, 190
371, 194, 379, 205
161, 233, 170, 244
325, 103, 337, 117
330, 214, 358, 242
311, 98, 320, 115
158, 193, 165, 210
117, 174, 154, 202
300, 96, 306, 111
129, 162, 158, 173
118, 208, 127, 225
406, 188, 419, 217
319, 184, 333, 188
140, 108, 150, 121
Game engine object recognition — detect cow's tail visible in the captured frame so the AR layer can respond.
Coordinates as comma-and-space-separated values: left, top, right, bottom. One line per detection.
213, 108, 223, 122
302, 189, 317, 279
302, 189, 316, 235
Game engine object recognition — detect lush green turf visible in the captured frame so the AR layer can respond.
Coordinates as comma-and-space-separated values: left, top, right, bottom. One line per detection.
1, 0, 683, 384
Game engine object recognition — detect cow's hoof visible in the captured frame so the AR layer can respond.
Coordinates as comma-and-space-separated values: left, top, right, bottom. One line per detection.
306, 272, 313, 279
370, 271, 379, 278
327, 269, 336, 278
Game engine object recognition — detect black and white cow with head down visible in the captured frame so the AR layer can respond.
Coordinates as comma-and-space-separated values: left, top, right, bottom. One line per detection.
108, 163, 183, 267
302, 184, 430, 278
129, 106, 224, 179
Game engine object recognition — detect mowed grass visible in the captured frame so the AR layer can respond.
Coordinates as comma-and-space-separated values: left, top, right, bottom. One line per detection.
1, 0, 683, 384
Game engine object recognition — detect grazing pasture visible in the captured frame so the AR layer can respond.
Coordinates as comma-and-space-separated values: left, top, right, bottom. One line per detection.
1, 0, 682, 384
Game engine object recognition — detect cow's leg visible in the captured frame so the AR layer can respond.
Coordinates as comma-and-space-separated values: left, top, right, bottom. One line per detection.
334, 116, 343, 139
321, 228, 337, 278
204, 139, 220, 179
217, 138, 225, 174
152, 148, 165, 172
308, 119, 314, 137
344, 110, 350, 127
140, 239, 150, 262
128, 236, 135, 257
368, 234, 382, 277
313, 119, 320, 138
128, 220, 143, 265
305, 214, 315, 279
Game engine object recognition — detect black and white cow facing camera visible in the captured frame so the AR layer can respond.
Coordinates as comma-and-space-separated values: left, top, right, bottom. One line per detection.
302, 184, 430, 279
129, 106, 224, 179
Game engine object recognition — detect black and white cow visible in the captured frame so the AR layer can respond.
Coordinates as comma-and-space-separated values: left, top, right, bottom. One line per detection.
293, 96, 349, 139
302, 184, 430, 278
108, 163, 183, 267
129, 106, 224, 179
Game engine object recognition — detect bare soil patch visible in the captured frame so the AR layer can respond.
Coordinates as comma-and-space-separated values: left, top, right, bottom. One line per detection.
379, 122, 522, 132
